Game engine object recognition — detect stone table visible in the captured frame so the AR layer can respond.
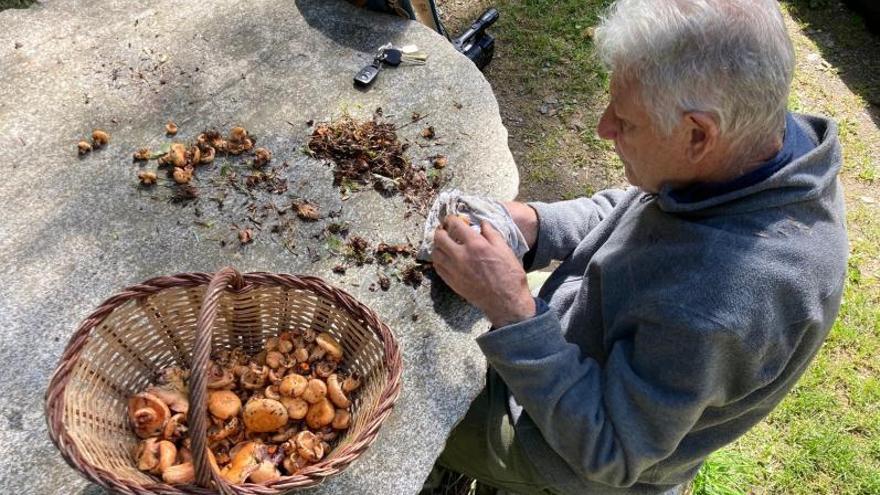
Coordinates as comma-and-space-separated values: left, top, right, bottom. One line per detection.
0, 0, 518, 493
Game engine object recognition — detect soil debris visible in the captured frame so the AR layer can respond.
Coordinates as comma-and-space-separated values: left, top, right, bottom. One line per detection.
307, 115, 441, 211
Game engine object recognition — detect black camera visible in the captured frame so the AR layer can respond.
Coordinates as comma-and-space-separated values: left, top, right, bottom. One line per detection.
453, 8, 499, 71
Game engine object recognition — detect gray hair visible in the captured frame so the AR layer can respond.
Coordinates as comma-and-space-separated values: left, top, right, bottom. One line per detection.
595, 0, 795, 154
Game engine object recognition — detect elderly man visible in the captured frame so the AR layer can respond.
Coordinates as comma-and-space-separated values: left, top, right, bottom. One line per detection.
429, 0, 848, 494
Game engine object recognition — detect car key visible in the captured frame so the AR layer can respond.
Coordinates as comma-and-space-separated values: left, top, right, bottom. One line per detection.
354, 60, 382, 87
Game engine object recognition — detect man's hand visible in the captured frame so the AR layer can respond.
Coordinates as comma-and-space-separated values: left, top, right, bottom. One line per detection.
502, 201, 539, 248
433, 217, 536, 328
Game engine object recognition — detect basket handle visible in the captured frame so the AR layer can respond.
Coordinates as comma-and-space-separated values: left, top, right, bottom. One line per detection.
189, 267, 244, 494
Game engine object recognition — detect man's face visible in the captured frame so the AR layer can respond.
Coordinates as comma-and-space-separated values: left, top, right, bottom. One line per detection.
597, 76, 693, 193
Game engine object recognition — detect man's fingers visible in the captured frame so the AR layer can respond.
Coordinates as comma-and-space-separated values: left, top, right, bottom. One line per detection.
433, 227, 463, 256
443, 215, 479, 244
480, 221, 507, 247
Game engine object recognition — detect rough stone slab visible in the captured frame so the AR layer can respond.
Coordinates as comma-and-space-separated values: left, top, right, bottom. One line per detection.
0, 0, 518, 493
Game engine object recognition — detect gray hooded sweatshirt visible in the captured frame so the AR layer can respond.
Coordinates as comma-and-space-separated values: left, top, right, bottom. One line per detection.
475, 114, 848, 494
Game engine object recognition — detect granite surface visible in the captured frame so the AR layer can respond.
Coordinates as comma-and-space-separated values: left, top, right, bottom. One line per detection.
0, 0, 518, 492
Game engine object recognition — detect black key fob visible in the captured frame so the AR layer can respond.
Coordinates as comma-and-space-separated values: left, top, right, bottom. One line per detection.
354, 63, 381, 87
382, 49, 402, 66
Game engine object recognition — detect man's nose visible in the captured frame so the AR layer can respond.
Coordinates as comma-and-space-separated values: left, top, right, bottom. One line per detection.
597, 108, 617, 141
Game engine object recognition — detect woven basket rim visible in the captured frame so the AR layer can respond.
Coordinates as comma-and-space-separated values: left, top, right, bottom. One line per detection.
45, 269, 403, 495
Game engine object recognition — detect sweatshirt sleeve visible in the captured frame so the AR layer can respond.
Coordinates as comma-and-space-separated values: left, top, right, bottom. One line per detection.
476, 303, 743, 488
527, 188, 631, 270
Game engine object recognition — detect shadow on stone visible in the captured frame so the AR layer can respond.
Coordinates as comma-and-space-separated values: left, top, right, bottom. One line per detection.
426, 270, 484, 333
295, 0, 409, 54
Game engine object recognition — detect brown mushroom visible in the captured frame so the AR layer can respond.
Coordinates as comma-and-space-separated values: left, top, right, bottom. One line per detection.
280, 397, 308, 420
77, 141, 92, 155
266, 351, 285, 369
332, 409, 351, 430
249, 461, 281, 484
253, 147, 272, 167
279, 374, 308, 398
162, 462, 195, 484
169, 143, 187, 168
293, 347, 309, 364
136, 438, 161, 472
162, 413, 188, 442
316, 333, 344, 362
243, 398, 289, 433
207, 416, 242, 444
92, 129, 110, 147
137, 171, 158, 185
199, 145, 216, 164
155, 440, 177, 474
342, 374, 361, 393
188, 145, 201, 165
294, 431, 324, 462
300, 379, 327, 404
241, 364, 269, 390
207, 363, 235, 389
270, 426, 298, 443
314, 360, 337, 379
264, 384, 282, 401
178, 446, 193, 464
283, 453, 309, 474
229, 126, 249, 143
265, 337, 280, 352
172, 165, 193, 184
220, 441, 259, 484
147, 385, 189, 414
133, 148, 151, 161
129, 392, 170, 438
326, 374, 351, 409
307, 346, 326, 363
208, 390, 242, 420
305, 398, 335, 430
165, 121, 178, 135
278, 338, 294, 354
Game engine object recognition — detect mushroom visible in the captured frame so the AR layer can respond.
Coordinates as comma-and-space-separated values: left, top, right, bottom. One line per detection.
138, 171, 158, 185
155, 440, 177, 474
136, 438, 161, 472
270, 426, 298, 443
279, 374, 307, 398
92, 129, 110, 147
332, 409, 351, 430
188, 145, 201, 165
146, 385, 189, 414
280, 397, 308, 420
305, 398, 335, 430
199, 145, 215, 164
128, 392, 170, 438
253, 147, 272, 167
300, 379, 327, 404
207, 363, 235, 389
265, 351, 285, 369
208, 390, 242, 420
178, 446, 193, 464
77, 141, 92, 155
162, 413, 188, 442
173, 165, 193, 184
342, 374, 361, 393
314, 360, 337, 379
264, 384, 282, 401
268, 368, 285, 384
278, 338, 294, 354
229, 126, 249, 143
316, 333, 344, 362
169, 143, 187, 168
243, 398, 289, 433
283, 453, 309, 474
265, 337, 280, 352
293, 347, 309, 364
207, 417, 242, 444
307, 346, 326, 363
162, 462, 195, 484
133, 148, 151, 161
241, 364, 269, 390
249, 461, 281, 484
166, 121, 178, 135
220, 441, 259, 484
326, 374, 351, 409
294, 431, 324, 462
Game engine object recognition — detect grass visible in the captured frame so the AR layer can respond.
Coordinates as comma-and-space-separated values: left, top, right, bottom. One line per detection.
445, 0, 880, 493
0, 0, 34, 11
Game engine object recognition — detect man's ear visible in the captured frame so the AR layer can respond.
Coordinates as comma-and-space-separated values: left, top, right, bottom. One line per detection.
683, 111, 719, 164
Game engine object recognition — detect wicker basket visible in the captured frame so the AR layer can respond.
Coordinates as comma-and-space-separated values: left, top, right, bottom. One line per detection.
45, 267, 402, 495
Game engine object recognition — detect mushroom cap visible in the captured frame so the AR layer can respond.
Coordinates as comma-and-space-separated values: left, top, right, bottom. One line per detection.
241, 364, 269, 390
136, 438, 161, 472
207, 363, 235, 389
305, 398, 335, 430
279, 374, 308, 398
243, 398, 289, 433
129, 392, 170, 438
147, 386, 189, 414
155, 440, 178, 475
162, 462, 195, 484
294, 430, 325, 462
248, 461, 281, 484
220, 441, 259, 484
91, 129, 110, 145
342, 374, 361, 393
265, 351, 285, 369
162, 412, 188, 442
208, 390, 242, 420
280, 397, 308, 420
293, 347, 309, 363
332, 409, 351, 430
169, 143, 187, 168
316, 333, 344, 362
300, 379, 327, 405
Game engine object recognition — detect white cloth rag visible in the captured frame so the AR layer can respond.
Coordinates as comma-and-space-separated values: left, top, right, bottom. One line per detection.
417, 189, 529, 261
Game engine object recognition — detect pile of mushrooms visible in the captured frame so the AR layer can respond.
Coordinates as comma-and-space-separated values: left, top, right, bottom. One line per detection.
129, 329, 360, 485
